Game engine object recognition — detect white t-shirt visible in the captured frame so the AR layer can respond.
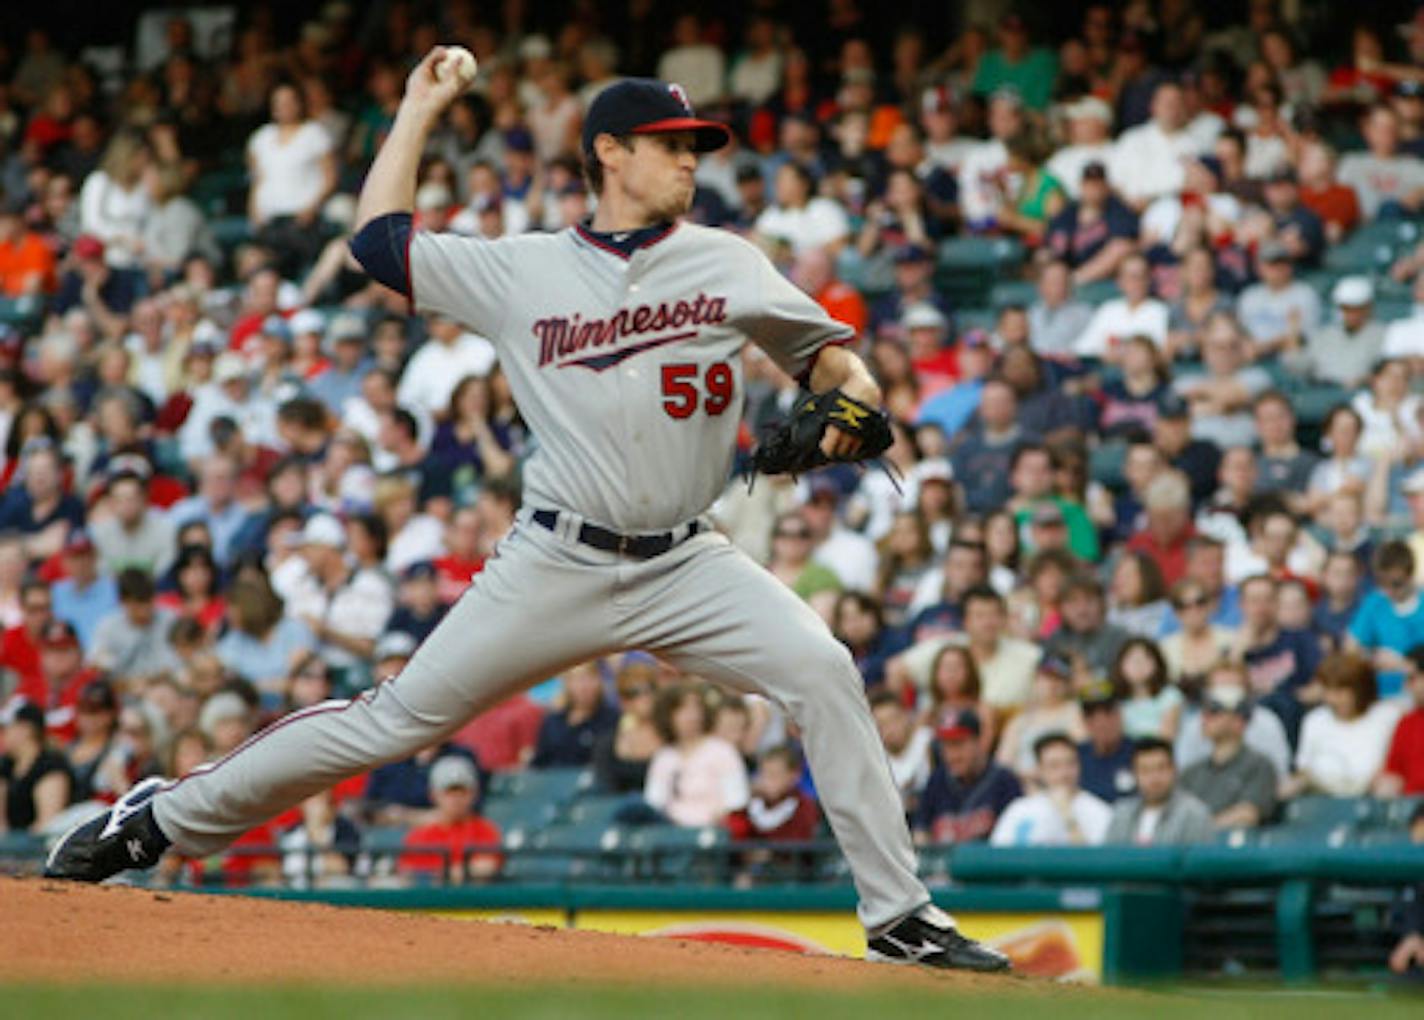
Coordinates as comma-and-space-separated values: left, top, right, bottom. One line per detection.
989, 790, 1113, 846
1073, 298, 1170, 357
728, 51, 783, 106
1235, 281, 1324, 345
1337, 152, 1424, 219
272, 558, 394, 670
1140, 193, 1241, 246
1295, 701, 1405, 796
656, 45, 727, 107
754, 198, 851, 254
386, 514, 447, 575
886, 725, 935, 804
957, 139, 1009, 227
1351, 390, 1424, 459
248, 122, 333, 222
1382, 314, 1424, 358
1046, 142, 1114, 199
396, 334, 498, 418
79, 171, 151, 269
1109, 122, 1204, 204
812, 525, 877, 593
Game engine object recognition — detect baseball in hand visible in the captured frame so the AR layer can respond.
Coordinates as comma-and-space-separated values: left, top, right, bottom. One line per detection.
436, 46, 479, 90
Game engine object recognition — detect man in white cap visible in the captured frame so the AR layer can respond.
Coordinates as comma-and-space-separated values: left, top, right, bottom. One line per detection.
414, 181, 455, 232
1047, 96, 1114, 199
1285, 275, 1385, 388
901, 302, 955, 395
271, 513, 394, 679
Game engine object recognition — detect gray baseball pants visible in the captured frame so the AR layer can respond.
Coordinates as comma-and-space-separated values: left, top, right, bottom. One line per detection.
152, 507, 930, 930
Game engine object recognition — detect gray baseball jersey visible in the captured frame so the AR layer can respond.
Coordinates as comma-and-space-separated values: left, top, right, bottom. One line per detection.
408, 221, 851, 530
152, 219, 932, 934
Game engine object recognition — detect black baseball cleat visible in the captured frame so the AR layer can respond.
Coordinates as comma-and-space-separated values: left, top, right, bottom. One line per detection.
867, 904, 1012, 972
44, 778, 172, 882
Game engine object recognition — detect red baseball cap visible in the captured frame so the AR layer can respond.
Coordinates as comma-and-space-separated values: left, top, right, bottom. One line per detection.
72, 234, 105, 260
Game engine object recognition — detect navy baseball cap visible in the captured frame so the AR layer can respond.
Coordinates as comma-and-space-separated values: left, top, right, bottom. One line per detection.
582, 78, 731, 156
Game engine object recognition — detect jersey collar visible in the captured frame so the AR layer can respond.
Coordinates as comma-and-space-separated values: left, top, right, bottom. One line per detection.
574, 219, 678, 260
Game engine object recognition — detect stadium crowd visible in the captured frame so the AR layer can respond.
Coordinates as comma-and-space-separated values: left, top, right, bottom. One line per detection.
1, 2, 1424, 933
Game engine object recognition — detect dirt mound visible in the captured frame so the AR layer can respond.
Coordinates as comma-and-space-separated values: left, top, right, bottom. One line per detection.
0, 878, 1043, 992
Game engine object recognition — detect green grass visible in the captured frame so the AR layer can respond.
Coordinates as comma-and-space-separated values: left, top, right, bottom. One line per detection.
1, 984, 1421, 1020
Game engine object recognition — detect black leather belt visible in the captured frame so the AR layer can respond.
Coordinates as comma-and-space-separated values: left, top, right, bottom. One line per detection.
532, 509, 701, 559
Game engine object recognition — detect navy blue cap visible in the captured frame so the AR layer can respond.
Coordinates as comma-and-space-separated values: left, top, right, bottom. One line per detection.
893, 243, 934, 264
402, 560, 438, 582
582, 78, 731, 156
1157, 392, 1190, 420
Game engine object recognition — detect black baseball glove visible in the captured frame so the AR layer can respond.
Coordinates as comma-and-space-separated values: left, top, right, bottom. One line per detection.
749, 388, 895, 478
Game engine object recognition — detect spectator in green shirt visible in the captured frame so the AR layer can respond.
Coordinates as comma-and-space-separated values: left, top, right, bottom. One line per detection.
768, 511, 842, 602
1009, 443, 1100, 562
972, 14, 1059, 112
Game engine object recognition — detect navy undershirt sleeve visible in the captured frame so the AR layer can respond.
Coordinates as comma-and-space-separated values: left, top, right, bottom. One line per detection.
349, 212, 413, 297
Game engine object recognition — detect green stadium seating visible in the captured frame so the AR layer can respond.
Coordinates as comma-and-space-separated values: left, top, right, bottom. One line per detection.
1074, 280, 1120, 306
1282, 796, 1375, 829
483, 796, 562, 832
990, 280, 1038, 309
487, 767, 592, 804
563, 794, 630, 829
210, 215, 254, 250
1287, 385, 1350, 428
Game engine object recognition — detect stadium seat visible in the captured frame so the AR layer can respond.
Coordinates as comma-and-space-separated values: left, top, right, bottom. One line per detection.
1282, 797, 1374, 829
563, 794, 630, 829
487, 767, 592, 805
210, 215, 254, 250
1074, 280, 1120, 306
1089, 440, 1128, 491
482, 796, 562, 832
1287, 385, 1350, 428
936, 237, 1024, 309
623, 824, 731, 881
990, 280, 1038, 309
954, 307, 997, 332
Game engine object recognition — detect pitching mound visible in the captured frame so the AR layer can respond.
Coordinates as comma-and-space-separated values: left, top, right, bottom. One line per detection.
0, 877, 1105, 997
0, 878, 1056, 993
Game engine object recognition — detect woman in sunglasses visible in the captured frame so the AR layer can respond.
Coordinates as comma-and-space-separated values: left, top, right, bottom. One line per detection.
1159, 578, 1237, 701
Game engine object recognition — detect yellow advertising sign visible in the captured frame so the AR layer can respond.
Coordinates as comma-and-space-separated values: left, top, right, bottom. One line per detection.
574, 910, 1103, 982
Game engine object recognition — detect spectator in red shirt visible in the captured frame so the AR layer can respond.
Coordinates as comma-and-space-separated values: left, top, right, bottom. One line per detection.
1127, 471, 1197, 587
727, 744, 821, 882
399, 755, 503, 883
0, 580, 54, 691
727, 744, 820, 842
1376, 646, 1424, 796
453, 693, 546, 771
1297, 142, 1360, 245
0, 203, 56, 297
155, 544, 227, 635
22, 619, 100, 743
903, 302, 958, 398
792, 247, 867, 338
434, 505, 486, 605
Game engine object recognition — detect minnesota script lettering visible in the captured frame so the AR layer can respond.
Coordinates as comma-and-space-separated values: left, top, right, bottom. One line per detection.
533, 293, 728, 367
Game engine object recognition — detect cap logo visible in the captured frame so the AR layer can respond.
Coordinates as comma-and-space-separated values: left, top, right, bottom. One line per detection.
668, 83, 692, 114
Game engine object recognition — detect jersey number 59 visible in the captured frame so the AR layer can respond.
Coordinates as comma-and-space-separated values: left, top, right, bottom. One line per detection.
661, 361, 734, 420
